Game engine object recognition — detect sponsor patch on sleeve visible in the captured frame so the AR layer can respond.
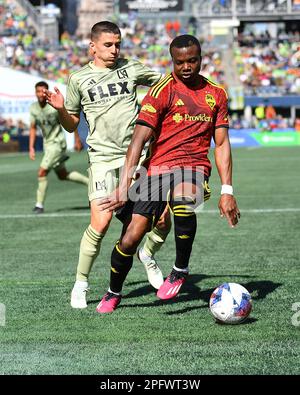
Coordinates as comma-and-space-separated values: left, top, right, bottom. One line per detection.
141, 103, 157, 113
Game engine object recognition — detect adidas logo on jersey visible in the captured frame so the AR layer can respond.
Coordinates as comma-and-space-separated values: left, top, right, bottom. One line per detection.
175, 99, 184, 106
87, 79, 96, 86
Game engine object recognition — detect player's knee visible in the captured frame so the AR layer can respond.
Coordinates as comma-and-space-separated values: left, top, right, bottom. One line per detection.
171, 195, 196, 217
171, 196, 197, 237
91, 216, 112, 235
38, 168, 48, 177
120, 233, 140, 255
57, 172, 68, 180
156, 210, 172, 233
120, 222, 145, 254
120, 214, 151, 254
55, 166, 68, 180
90, 202, 114, 234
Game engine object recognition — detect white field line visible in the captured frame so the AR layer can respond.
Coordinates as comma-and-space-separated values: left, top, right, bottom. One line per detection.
0, 208, 300, 219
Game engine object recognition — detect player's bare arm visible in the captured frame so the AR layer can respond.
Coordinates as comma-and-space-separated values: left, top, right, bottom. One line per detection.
43, 87, 80, 132
74, 129, 83, 152
29, 122, 37, 160
214, 127, 240, 228
98, 124, 154, 211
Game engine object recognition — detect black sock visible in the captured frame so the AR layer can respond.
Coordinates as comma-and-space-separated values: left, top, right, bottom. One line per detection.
173, 214, 197, 269
110, 244, 133, 293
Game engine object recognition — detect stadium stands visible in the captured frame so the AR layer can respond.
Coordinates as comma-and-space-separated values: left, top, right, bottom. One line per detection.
0, 0, 226, 86
235, 31, 300, 96
1, 0, 299, 137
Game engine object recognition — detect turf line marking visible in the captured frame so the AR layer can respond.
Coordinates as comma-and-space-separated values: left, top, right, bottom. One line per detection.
1, 208, 300, 219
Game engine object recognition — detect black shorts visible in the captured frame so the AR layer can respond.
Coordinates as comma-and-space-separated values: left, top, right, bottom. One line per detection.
116, 169, 211, 227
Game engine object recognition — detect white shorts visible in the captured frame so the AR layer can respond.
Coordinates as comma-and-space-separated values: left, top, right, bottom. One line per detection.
87, 150, 147, 201
88, 164, 122, 202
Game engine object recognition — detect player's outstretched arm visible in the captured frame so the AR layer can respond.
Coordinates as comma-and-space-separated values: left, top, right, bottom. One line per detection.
214, 127, 240, 228
98, 124, 154, 211
43, 87, 80, 132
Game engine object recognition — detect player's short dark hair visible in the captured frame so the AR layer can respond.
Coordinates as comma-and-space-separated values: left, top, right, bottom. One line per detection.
91, 21, 121, 40
170, 35, 201, 56
35, 81, 48, 89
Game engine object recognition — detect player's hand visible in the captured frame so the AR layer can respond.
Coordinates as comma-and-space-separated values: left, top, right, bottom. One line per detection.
44, 87, 64, 110
29, 147, 35, 160
218, 194, 240, 228
97, 187, 128, 211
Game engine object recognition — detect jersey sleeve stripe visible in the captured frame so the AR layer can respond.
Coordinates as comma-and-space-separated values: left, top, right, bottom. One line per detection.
149, 75, 173, 98
149, 74, 171, 95
203, 77, 228, 99
153, 78, 173, 98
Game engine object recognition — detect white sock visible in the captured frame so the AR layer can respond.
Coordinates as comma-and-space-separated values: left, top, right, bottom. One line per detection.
173, 265, 189, 273
108, 288, 121, 296
35, 203, 44, 209
74, 280, 88, 289
139, 247, 152, 263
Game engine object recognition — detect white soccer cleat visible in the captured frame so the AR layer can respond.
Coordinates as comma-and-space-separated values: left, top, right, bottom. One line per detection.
70, 280, 89, 309
137, 248, 164, 290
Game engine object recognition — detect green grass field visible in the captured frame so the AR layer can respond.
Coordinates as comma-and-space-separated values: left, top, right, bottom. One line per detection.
0, 146, 299, 375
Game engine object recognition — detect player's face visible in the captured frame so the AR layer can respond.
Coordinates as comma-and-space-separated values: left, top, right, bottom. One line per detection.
35, 86, 47, 104
90, 32, 121, 68
172, 45, 202, 85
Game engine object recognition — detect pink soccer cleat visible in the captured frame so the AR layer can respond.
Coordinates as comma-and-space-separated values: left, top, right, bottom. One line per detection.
157, 269, 187, 300
96, 291, 122, 314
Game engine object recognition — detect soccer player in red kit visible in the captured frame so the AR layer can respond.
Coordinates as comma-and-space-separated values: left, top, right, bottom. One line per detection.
96, 34, 240, 313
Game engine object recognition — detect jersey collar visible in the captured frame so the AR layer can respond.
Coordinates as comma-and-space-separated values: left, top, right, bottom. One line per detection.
89, 60, 120, 72
171, 72, 205, 90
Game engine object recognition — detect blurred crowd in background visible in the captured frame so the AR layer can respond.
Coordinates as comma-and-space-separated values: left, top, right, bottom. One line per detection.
0, 0, 226, 84
235, 30, 300, 96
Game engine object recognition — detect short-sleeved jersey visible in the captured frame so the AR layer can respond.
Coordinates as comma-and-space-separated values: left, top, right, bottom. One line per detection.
137, 73, 229, 176
65, 59, 161, 167
29, 102, 66, 147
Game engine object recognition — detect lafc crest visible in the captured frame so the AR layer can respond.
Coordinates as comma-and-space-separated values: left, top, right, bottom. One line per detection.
205, 94, 216, 110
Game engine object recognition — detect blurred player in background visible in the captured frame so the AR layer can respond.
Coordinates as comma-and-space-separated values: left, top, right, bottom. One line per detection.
95, 34, 240, 314
44, 21, 171, 308
29, 81, 89, 214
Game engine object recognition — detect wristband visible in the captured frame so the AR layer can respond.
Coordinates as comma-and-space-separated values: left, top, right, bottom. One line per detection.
221, 184, 233, 195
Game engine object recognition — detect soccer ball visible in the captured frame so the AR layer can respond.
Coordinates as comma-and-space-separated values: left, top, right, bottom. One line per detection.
209, 282, 252, 324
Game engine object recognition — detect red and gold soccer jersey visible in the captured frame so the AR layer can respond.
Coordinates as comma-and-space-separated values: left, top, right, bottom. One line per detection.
137, 73, 229, 176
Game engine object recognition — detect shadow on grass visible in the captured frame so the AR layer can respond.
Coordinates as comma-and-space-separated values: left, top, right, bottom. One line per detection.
119, 276, 282, 316
213, 317, 258, 325
244, 280, 282, 301
88, 276, 282, 321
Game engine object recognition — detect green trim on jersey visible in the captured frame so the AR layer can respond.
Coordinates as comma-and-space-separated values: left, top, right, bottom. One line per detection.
65, 59, 161, 166
29, 102, 66, 147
